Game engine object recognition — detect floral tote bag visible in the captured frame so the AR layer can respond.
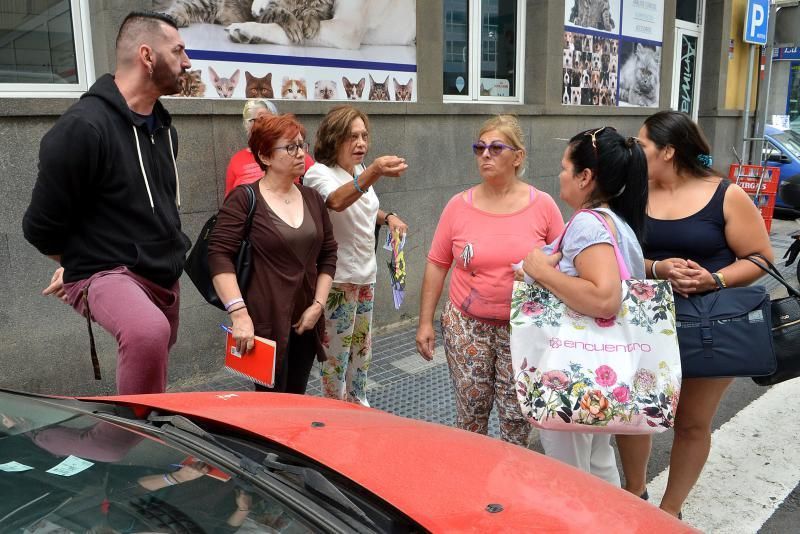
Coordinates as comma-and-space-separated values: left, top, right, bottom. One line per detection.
510, 211, 682, 434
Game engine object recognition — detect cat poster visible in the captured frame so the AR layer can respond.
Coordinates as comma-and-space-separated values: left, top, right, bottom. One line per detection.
565, 0, 622, 35
618, 42, 661, 107
171, 58, 417, 102
154, 0, 417, 102
562, 0, 662, 108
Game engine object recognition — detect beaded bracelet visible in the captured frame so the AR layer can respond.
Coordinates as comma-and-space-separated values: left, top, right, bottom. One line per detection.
353, 172, 368, 194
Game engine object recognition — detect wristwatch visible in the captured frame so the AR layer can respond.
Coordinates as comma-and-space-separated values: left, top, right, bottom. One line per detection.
384, 212, 397, 226
711, 271, 727, 289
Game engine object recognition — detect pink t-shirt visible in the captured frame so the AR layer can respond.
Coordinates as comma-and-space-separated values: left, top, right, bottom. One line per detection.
428, 186, 564, 322
224, 149, 313, 196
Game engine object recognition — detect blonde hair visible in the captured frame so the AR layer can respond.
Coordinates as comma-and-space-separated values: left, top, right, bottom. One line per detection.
242, 99, 278, 131
478, 114, 527, 175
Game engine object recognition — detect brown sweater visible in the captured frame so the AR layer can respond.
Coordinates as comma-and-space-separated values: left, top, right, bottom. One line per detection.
208, 184, 337, 369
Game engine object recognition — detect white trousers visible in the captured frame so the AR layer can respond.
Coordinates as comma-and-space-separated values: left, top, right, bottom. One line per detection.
538, 429, 621, 487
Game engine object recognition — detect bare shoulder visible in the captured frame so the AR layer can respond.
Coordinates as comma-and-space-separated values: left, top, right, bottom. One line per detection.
723, 180, 758, 208
722, 180, 763, 222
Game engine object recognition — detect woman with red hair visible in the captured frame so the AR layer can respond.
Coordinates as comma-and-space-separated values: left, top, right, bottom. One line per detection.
209, 114, 338, 393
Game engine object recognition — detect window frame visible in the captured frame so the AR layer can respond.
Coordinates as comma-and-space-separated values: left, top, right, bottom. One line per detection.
0, 0, 95, 97
444, 0, 526, 104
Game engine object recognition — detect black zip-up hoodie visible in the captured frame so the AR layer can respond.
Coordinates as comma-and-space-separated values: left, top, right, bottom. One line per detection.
23, 74, 191, 287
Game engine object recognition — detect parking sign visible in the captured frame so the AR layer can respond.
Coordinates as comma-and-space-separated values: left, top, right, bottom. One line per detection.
744, 0, 769, 45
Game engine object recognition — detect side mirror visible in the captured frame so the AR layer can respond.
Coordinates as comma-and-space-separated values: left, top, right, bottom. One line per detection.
767, 152, 791, 164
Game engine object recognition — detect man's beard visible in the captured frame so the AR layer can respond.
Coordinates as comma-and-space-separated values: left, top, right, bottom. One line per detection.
151, 58, 182, 96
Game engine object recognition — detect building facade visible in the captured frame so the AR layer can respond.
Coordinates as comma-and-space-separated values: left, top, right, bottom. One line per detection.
0, 0, 768, 394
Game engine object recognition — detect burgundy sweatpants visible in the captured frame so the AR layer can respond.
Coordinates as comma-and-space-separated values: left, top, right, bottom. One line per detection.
64, 267, 180, 394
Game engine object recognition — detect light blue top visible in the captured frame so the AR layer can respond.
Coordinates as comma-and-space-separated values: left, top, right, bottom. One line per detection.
543, 208, 645, 279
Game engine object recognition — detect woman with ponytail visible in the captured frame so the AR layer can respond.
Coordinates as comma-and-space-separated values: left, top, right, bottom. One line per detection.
518, 126, 648, 485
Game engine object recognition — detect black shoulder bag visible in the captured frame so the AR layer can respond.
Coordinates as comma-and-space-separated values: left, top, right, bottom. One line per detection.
674, 270, 777, 379
184, 184, 257, 310
745, 254, 800, 386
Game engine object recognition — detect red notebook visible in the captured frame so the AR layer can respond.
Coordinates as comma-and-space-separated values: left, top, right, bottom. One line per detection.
224, 332, 277, 388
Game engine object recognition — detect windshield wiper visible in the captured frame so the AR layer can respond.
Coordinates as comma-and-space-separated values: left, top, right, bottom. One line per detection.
261, 452, 377, 531
146, 414, 376, 533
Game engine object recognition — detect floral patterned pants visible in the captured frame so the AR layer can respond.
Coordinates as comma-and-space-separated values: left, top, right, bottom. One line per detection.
320, 282, 374, 406
441, 301, 531, 446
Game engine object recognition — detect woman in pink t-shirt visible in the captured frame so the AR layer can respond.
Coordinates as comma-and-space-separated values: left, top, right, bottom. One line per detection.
416, 115, 564, 446
224, 99, 312, 196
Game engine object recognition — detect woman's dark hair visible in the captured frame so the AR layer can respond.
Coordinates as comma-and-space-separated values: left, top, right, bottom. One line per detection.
643, 110, 715, 178
314, 105, 370, 167
249, 113, 306, 172
568, 127, 649, 242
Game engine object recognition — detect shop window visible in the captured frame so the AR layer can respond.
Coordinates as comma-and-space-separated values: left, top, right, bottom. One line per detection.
0, 0, 93, 96
443, 0, 525, 102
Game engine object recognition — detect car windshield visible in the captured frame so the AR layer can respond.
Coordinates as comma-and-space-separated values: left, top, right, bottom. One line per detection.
771, 129, 800, 159
0, 392, 319, 533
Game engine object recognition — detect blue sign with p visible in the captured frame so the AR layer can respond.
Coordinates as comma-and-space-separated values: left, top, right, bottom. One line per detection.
743, 0, 769, 45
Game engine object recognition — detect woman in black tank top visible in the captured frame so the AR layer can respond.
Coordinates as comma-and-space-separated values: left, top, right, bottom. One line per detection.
616, 111, 773, 520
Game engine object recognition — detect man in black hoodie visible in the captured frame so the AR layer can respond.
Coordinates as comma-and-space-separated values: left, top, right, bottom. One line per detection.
22, 11, 192, 394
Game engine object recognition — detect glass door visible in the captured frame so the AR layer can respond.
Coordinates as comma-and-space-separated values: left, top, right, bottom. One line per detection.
672, 26, 702, 119
671, 0, 705, 120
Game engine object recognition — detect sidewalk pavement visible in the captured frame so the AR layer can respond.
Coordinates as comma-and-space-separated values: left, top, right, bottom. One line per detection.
170, 218, 800, 442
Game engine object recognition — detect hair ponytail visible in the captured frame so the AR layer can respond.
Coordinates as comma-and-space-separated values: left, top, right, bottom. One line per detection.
609, 138, 648, 242
568, 129, 649, 243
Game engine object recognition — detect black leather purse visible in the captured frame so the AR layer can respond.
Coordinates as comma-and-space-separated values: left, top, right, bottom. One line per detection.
184, 185, 257, 310
745, 254, 800, 386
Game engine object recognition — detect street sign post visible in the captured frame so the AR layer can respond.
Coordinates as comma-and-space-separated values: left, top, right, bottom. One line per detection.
744, 0, 770, 45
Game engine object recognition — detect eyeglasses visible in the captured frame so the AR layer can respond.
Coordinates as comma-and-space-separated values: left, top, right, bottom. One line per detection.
271, 142, 309, 157
472, 142, 518, 157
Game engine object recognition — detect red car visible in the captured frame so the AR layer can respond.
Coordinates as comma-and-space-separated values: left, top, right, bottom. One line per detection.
0, 389, 692, 533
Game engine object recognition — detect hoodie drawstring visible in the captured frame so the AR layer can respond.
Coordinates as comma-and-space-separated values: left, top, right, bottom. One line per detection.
132, 126, 155, 213
167, 128, 181, 210
132, 126, 182, 212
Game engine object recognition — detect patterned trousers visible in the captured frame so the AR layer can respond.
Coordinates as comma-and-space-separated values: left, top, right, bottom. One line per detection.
441, 301, 531, 446
320, 282, 374, 406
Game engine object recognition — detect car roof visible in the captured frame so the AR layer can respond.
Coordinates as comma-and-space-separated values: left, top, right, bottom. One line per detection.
93, 392, 694, 533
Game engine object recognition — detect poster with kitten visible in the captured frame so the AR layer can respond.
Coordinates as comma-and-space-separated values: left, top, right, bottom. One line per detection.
281, 77, 308, 100
565, 0, 621, 34
166, 59, 415, 101
342, 77, 366, 100
314, 80, 338, 100
209, 67, 240, 98
154, 0, 417, 102
618, 42, 660, 107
